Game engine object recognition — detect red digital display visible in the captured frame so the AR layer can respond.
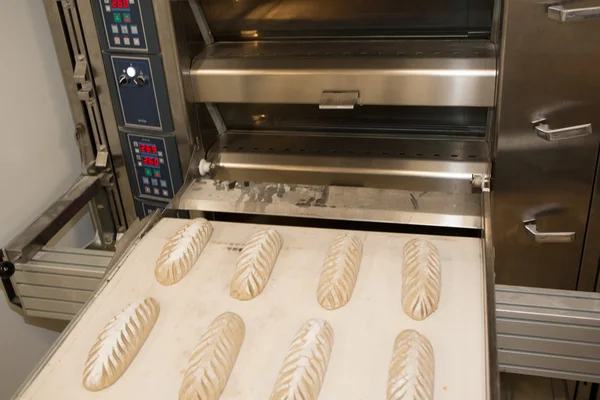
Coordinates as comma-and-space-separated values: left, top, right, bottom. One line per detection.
139, 144, 157, 154
142, 156, 160, 167
111, 0, 130, 10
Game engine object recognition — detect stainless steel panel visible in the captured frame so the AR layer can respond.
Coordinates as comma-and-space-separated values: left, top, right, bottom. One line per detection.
26, 310, 75, 321
32, 247, 113, 268
190, 41, 497, 107
19, 298, 83, 316
12, 271, 101, 291
492, 0, 600, 289
498, 335, 600, 359
17, 285, 92, 303
496, 285, 600, 383
207, 132, 489, 193
499, 351, 599, 379
154, 0, 197, 173
179, 179, 482, 229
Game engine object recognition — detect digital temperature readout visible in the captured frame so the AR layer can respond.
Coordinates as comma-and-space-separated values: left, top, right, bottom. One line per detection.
111, 0, 130, 10
140, 144, 157, 154
142, 156, 159, 167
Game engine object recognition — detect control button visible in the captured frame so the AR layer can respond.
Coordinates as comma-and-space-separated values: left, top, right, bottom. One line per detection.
144, 168, 153, 177
159, 158, 164, 164
137, 161, 142, 167
131, 25, 139, 35
105, 5, 111, 12
142, 177, 149, 184
144, 186, 151, 194
123, 37, 131, 46
133, 141, 138, 147
133, 38, 141, 46
126, 66, 136, 78
153, 188, 160, 196
134, 148, 139, 153
118, 75, 128, 85
153, 170, 161, 178
130, 0, 135, 4
151, 178, 158, 186
162, 189, 169, 197
113, 13, 121, 22
158, 151, 163, 157
133, 75, 146, 87
121, 25, 128, 34
111, 25, 119, 34
123, 13, 131, 23
114, 36, 121, 45
160, 180, 168, 187
136, 154, 141, 160
104, 0, 110, 3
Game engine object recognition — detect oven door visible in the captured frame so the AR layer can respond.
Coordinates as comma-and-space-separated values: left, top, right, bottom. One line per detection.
493, 0, 600, 290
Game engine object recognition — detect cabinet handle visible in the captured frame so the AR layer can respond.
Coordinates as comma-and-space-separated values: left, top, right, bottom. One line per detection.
534, 122, 592, 141
523, 219, 575, 243
548, 5, 600, 22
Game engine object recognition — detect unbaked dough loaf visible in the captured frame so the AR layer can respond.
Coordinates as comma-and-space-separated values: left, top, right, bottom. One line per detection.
82, 297, 159, 391
155, 218, 213, 285
402, 238, 441, 321
317, 233, 363, 310
179, 312, 245, 400
230, 228, 283, 300
387, 329, 435, 400
270, 319, 334, 400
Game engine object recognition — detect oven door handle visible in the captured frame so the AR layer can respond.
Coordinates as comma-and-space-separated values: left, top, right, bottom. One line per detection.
548, 5, 600, 22
533, 121, 592, 141
523, 218, 576, 243
523, 219, 576, 243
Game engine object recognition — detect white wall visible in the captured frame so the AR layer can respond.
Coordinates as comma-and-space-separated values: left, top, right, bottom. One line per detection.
0, 2, 83, 398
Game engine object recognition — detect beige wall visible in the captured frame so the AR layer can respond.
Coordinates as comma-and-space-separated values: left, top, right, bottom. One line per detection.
0, 2, 83, 398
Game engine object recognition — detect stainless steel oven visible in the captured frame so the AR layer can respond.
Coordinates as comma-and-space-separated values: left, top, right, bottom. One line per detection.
4, 0, 600, 398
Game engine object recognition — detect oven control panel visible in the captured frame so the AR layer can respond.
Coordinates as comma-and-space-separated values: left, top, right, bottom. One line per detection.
94, 0, 158, 53
108, 55, 172, 131
121, 132, 182, 203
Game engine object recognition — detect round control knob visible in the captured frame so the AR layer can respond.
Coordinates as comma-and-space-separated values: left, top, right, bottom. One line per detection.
118, 75, 129, 85
126, 66, 137, 78
133, 75, 147, 87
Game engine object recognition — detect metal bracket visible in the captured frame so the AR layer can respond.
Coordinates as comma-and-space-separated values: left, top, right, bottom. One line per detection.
0, 255, 20, 307
472, 174, 491, 192
73, 59, 88, 84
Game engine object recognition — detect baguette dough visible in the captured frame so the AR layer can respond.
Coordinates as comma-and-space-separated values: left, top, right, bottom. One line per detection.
387, 329, 435, 400
155, 218, 213, 286
317, 234, 363, 310
402, 238, 441, 321
270, 319, 334, 400
179, 312, 245, 400
82, 297, 159, 391
230, 228, 283, 300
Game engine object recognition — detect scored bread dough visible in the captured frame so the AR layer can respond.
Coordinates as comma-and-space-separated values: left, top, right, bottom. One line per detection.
155, 218, 213, 286
387, 329, 435, 400
317, 233, 363, 310
402, 238, 441, 321
230, 228, 283, 300
270, 319, 334, 400
179, 312, 245, 400
82, 297, 160, 392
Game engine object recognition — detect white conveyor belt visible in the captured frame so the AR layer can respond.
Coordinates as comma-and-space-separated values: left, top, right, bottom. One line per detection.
18, 218, 487, 399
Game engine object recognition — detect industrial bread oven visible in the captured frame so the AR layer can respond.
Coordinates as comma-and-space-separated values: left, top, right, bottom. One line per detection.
3, 0, 600, 398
